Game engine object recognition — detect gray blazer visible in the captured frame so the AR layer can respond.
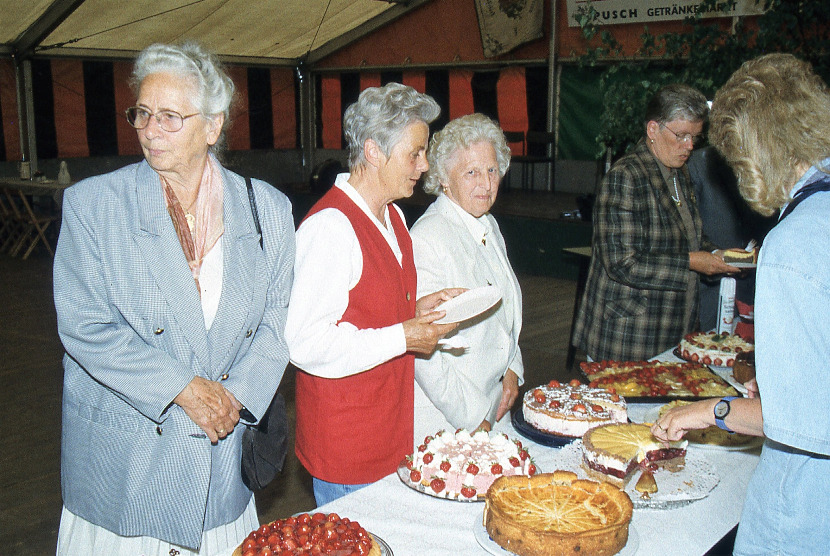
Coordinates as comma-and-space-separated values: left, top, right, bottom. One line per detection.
410, 194, 524, 436
54, 160, 294, 549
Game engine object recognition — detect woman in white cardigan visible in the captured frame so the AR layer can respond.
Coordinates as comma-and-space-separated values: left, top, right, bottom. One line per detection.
410, 113, 524, 443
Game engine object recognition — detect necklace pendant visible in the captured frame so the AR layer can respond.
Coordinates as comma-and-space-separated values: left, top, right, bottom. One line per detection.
185, 212, 196, 234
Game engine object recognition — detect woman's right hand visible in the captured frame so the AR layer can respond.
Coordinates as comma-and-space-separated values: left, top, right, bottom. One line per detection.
174, 376, 243, 443
689, 250, 740, 276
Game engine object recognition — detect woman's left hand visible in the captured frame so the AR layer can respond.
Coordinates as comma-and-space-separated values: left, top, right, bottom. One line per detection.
495, 369, 519, 422
415, 288, 466, 316
174, 376, 243, 443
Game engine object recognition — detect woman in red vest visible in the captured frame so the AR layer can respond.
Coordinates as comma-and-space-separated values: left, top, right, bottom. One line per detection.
285, 83, 461, 506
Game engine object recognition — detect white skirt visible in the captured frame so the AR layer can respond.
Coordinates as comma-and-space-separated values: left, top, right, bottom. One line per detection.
56, 495, 258, 556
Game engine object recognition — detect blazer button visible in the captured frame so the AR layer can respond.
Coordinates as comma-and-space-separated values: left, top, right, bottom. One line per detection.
154, 327, 164, 335
406, 292, 411, 301
245, 329, 253, 338
156, 425, 163, 435
220, 373, 229, 381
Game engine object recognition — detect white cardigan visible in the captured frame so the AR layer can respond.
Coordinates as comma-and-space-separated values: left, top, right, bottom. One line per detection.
410, 193, 524, 444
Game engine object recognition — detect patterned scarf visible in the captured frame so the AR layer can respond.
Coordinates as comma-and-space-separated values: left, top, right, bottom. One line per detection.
161, 156, 224, 294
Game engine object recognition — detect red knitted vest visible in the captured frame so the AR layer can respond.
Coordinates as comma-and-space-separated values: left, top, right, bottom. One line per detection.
295, 186, 416, 484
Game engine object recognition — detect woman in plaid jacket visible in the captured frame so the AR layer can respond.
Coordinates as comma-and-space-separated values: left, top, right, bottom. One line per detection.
573, 84, 740, 362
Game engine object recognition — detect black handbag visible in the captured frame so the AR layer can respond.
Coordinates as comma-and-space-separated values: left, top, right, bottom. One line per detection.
240, 176, 290, 491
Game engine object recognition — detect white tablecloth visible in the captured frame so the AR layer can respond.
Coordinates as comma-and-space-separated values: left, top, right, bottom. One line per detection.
314, 349, 761, 555
316, 403, 761, 555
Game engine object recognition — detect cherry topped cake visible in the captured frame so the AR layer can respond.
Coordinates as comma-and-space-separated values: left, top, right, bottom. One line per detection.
679, 331, 754, 367
581, 423, 688, 489
522, 379, 628, 437
233, 512, 380, 556
401, 428, 537, 500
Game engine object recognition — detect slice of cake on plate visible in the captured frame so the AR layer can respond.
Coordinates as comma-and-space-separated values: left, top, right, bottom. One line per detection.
722, 247, 758, 265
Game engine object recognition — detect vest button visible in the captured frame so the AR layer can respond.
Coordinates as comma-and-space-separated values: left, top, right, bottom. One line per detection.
220, 373, 229, 381
245, 328, 253, 338
154, 327, 164, 335
156, 425, 163, 435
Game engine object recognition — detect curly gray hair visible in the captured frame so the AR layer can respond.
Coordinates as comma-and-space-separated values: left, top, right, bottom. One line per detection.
343, 83, 440, 170
423, 113, 511, 195
131, 42, 235, 154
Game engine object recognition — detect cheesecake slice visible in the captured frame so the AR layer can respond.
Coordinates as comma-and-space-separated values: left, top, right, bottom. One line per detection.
581, 423, 687, 488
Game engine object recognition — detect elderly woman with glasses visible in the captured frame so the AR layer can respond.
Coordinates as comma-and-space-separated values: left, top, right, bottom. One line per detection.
573, 83, 741, 362
409, 114, 523, 441
54, 42, 295, 555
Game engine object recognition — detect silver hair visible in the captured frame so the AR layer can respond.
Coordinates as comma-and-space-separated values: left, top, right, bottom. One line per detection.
343, 82, 440, 169
423, 113, 511, 195
644, 83, 709, 128
130, 42, 235, 154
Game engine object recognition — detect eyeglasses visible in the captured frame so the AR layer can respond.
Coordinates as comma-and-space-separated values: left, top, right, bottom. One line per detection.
662, 125, 704, 146
125, 106, 201, 132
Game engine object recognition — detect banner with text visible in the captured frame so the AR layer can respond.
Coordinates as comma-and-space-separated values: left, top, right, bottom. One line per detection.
566, 0, 766, 27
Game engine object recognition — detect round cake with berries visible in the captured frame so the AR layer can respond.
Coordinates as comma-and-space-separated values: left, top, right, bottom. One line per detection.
522, 380, 628, 438
678, 331, 754, 367
400, 429, 537, 500
233, 512, 380, 556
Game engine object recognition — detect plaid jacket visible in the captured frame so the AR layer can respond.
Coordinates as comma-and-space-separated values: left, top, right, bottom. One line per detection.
573, 139, 716, 361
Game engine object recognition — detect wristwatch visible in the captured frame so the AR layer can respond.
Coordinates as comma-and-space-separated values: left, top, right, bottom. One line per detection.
714, 396, 738, 433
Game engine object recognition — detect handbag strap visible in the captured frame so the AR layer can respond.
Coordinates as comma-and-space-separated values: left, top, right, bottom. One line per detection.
245, 176, 263, 250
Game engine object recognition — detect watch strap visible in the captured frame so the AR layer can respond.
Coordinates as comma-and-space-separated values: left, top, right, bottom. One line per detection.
714, 396, 738, 433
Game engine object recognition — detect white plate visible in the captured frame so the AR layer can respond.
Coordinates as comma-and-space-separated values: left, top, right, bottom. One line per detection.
474, 512, 640, 555
396, 463, 485, 502
433, 285, 501, 324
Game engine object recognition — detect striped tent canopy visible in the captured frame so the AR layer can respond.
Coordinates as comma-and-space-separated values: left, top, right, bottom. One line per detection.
0, 0, 427, 64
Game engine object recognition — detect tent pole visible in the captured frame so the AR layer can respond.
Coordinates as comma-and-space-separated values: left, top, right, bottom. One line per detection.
297, 63, 314, 184
14, 58, 38, 176
545, 0, 558, 192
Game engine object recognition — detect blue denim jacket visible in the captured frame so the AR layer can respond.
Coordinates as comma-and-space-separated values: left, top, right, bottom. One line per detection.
734, 161, 830, 555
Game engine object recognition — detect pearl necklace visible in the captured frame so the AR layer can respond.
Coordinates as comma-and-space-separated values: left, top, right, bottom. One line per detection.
671, 174, 682, 207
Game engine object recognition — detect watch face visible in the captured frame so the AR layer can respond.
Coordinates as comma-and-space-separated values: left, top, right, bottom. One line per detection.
714, 400, 730, 419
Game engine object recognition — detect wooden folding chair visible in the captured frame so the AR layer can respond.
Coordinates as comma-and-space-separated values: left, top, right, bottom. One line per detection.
5, 187, 57, 259
0, 188, 24, 253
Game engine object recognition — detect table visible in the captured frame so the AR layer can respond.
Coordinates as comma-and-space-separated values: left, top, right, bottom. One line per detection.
316, 404, 760, 555
312, 345, 759, 554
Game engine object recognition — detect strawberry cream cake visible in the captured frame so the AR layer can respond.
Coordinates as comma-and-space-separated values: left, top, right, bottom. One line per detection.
401, 429, 537, 500
679, 331, 754, 367
522, 380, 628, 437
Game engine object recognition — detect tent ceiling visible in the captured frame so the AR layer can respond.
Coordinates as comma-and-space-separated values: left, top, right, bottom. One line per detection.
1, 0, 429, 66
